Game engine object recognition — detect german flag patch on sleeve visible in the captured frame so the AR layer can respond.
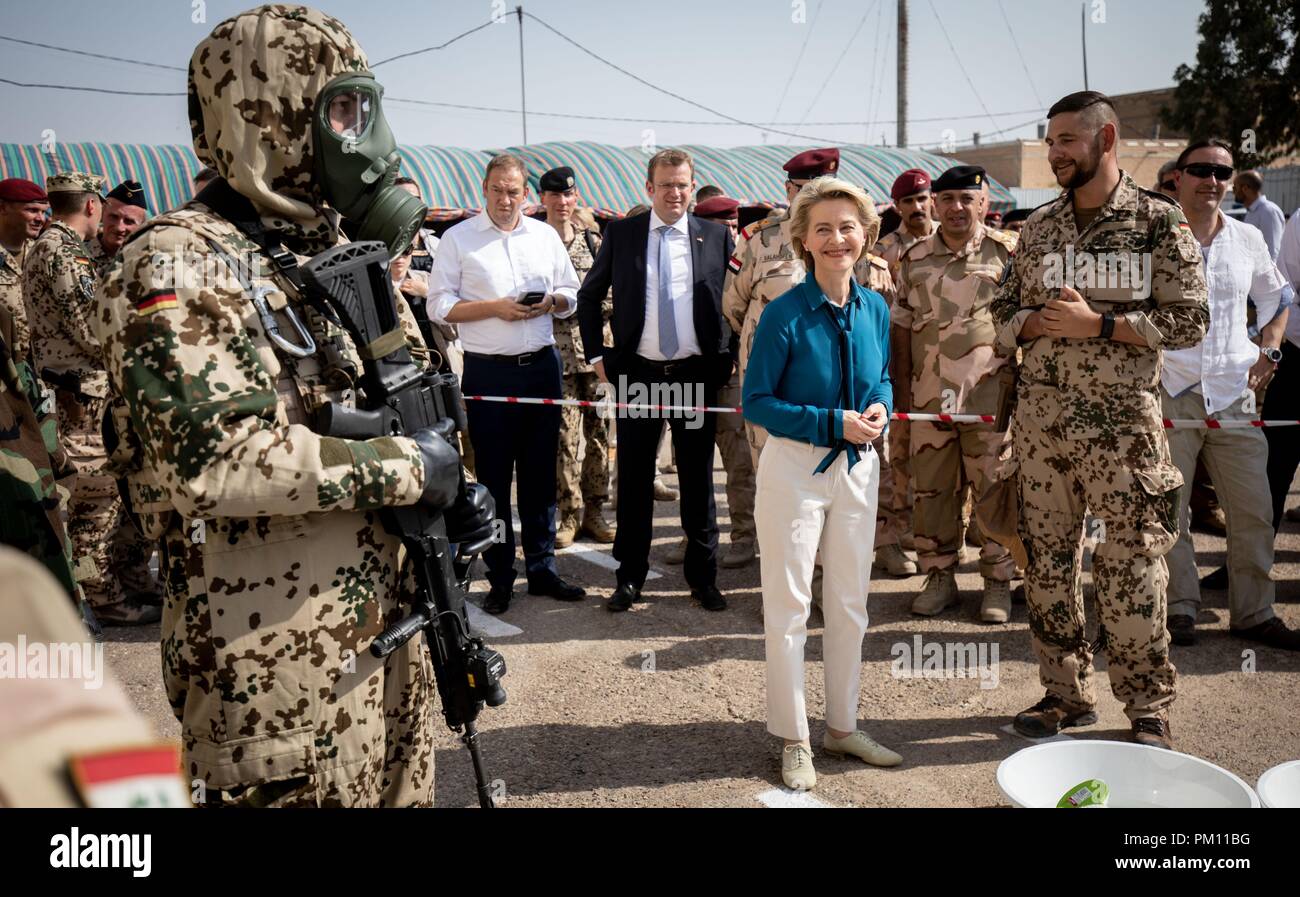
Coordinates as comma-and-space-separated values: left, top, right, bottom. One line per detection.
133, 289, 179, 316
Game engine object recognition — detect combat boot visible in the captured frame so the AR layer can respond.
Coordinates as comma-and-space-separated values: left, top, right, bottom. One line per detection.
1013, 693, 1098, 738
980, 578, 1012, 623
911, 569, 957, 617
720, 536, 756, 568
873, 543, 917, 577
664, 536, 687, 565
93, 597, 162, 627
654, 478, 679, 502
580, 503, 616, 543
1131, 716, 1173, 750
555, 510, 580, 549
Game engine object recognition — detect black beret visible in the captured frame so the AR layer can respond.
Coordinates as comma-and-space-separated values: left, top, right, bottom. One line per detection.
1002, 207, 1032, 224
932, 165, 986, 193
539, 166, 576, 193
106, 179, 147, 209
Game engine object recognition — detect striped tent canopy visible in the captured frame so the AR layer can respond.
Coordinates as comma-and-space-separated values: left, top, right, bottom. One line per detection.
1, 143, 201, 215
1, 141, 1014, 218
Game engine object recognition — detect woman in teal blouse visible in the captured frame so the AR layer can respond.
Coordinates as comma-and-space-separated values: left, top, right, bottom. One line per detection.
743, 176, 903, 791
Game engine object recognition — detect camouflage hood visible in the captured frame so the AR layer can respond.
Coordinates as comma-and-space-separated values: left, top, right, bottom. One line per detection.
188, 4, 369, 252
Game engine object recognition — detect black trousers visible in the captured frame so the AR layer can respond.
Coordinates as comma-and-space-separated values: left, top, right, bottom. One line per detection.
612, 355, 719, 590
1264, 341, 1300, 531
462, 348, 562, 592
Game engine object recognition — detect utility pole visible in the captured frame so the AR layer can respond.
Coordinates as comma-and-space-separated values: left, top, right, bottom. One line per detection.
516, 5, 528, 145
897, 0, 908, 148
1080, 2, 1089, 91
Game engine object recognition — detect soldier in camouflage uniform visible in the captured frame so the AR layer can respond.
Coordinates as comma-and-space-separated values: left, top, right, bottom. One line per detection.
87, 180, 166, 617
0, 178, 50, 367
91, 4, 488, 806
539, 166, 615, 548
991, 92, 1208, 749
895, 165, 1019, 623
24, 172, 150, 624
875, 169, 937, 549
724, 148, 914, 576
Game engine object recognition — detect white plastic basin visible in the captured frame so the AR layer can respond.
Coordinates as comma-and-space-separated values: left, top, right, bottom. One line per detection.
997, 740, 1259, 808
1257, 760, 1300, 808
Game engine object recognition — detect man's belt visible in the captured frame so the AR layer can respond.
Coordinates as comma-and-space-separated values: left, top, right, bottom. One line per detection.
464, 349, 550, 366
633, 354, 703, 378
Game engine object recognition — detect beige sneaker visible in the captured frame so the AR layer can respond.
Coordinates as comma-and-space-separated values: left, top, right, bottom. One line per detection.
653, 479, 679, 502
822, 731, 902, 767
555, 511, 580, 549
720, 536, 756, 568
980, 578, 1012, 623
664, 536, 687, 565
873, 543, 917, 576
781, 743, 817, 791
580, 503, 616, 543
911, 569, 958, 616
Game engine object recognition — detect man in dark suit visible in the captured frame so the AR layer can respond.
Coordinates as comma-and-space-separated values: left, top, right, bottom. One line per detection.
577, 149, 736, 612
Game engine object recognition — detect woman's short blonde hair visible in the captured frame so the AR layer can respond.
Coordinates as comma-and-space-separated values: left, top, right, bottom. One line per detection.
788, 176, 880, 271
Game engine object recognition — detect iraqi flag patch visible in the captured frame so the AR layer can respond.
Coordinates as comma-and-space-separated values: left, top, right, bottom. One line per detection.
727, 254, 742, 274
133, 289, 179, 316
68, 743, 191, 808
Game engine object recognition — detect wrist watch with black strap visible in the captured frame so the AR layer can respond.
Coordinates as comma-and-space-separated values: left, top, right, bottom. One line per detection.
1098, 312, 1116, 340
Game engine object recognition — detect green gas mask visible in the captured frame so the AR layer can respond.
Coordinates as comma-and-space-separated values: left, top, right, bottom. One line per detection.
314, 72, 426, 258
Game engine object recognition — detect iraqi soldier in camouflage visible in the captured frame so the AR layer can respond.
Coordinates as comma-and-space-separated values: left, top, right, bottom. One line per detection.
86, 180, 166, 618
0, 179, 50, 367
895, 165, 1019, 623
91, 4, 491, 806
875, 169, 937, 551
24, 172, 150, 624
724, 148, 915, 576
991, 92, 1208, 750
540, 166, 616, 548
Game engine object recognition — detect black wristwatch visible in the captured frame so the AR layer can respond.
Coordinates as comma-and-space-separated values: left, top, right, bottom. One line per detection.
1098, 313, 1116, 340
1262, 346, 1283, 364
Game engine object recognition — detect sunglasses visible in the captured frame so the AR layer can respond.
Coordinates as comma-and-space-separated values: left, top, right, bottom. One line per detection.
1179, 163, 1234, 181
1160, 180, 1177, 192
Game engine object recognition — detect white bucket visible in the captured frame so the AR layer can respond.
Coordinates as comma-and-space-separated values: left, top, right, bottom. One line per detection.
997, 740, 1259, 808
1257, 760, 1300, 808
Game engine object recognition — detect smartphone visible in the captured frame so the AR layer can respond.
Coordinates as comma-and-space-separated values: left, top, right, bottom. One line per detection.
519, 291, 547, 306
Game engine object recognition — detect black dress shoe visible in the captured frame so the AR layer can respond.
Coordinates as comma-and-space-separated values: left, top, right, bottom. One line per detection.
483, 587, 512, 615
528, 575, 586, 602
1199, 565, 1229, 590
692, 585, 727, 612
1231, 617, 1300, 651
1168, 614, 1197, 646
607, 583, 640, 613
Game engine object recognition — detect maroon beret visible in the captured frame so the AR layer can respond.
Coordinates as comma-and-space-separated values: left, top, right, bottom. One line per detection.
985, 210, 1003, 226
0, 178, 48, 203
890, 168, 931, 202
694, 195, 740, 220
783, 148, 840, 180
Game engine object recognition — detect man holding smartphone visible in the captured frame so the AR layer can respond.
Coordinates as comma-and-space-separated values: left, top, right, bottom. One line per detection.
430, 154, 586, 614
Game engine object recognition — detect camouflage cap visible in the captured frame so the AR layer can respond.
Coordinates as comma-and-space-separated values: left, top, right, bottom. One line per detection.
45, 172, 107, 196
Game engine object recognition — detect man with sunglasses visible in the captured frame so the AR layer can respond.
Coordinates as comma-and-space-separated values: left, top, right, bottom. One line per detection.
992, 91, 1209, 750
1154, 160, 1179, 200
1162, 139, 1298, 651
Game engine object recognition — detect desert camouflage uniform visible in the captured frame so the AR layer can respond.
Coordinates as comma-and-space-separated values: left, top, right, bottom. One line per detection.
91, 5, 437, 806
875, 221, 937, 534
24, 203, 128, 611
0, 303, 79, 601
87, 233, 167, 608
0, 240, 33, 365
896, 224, 1017, 580
554, 227, 612, 519
991, 172, 1208, 721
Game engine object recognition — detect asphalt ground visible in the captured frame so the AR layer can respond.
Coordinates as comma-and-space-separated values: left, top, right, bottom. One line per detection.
105, 452, 1300, 808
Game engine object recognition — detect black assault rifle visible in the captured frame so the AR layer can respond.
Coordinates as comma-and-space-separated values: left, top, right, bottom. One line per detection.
300, 241, 506, 809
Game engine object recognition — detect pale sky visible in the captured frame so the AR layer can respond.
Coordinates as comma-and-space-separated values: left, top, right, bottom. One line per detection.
0, 0, 1206, 150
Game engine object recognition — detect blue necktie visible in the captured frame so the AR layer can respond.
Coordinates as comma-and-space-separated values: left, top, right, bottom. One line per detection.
656, 224, 679, 359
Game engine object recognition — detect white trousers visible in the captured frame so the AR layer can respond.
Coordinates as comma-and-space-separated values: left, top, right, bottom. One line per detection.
756, 436, 880, 741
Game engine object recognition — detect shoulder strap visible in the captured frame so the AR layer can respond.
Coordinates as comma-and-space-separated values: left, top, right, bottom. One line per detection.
582, 227, 599, 258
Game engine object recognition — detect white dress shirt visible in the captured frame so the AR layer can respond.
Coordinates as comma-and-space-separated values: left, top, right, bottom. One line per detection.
1277, 207, 1300, 349
636, 210, 701, 360
1162, 212, 1293, 413
1242, 194, 1286, 260
428, 212, 578, 355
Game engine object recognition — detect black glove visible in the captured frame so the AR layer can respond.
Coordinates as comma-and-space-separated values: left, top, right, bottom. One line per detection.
413, 419, 461, 511
445, 481, 496, 556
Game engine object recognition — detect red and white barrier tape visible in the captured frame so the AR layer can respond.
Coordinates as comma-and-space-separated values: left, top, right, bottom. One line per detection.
460, 394, 1300, 429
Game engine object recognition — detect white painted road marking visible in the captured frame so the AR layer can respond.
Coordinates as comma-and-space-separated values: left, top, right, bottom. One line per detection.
756, 787, 834, 808
999, 723, 1075, 744
465, 602, 524, 638
511, 514, 664, 581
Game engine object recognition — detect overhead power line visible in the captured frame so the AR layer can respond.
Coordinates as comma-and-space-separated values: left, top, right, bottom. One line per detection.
0, 34, 186, 72
770, 0, 825, 126
370, 19, 500, 67
926, 0, 1001, 132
